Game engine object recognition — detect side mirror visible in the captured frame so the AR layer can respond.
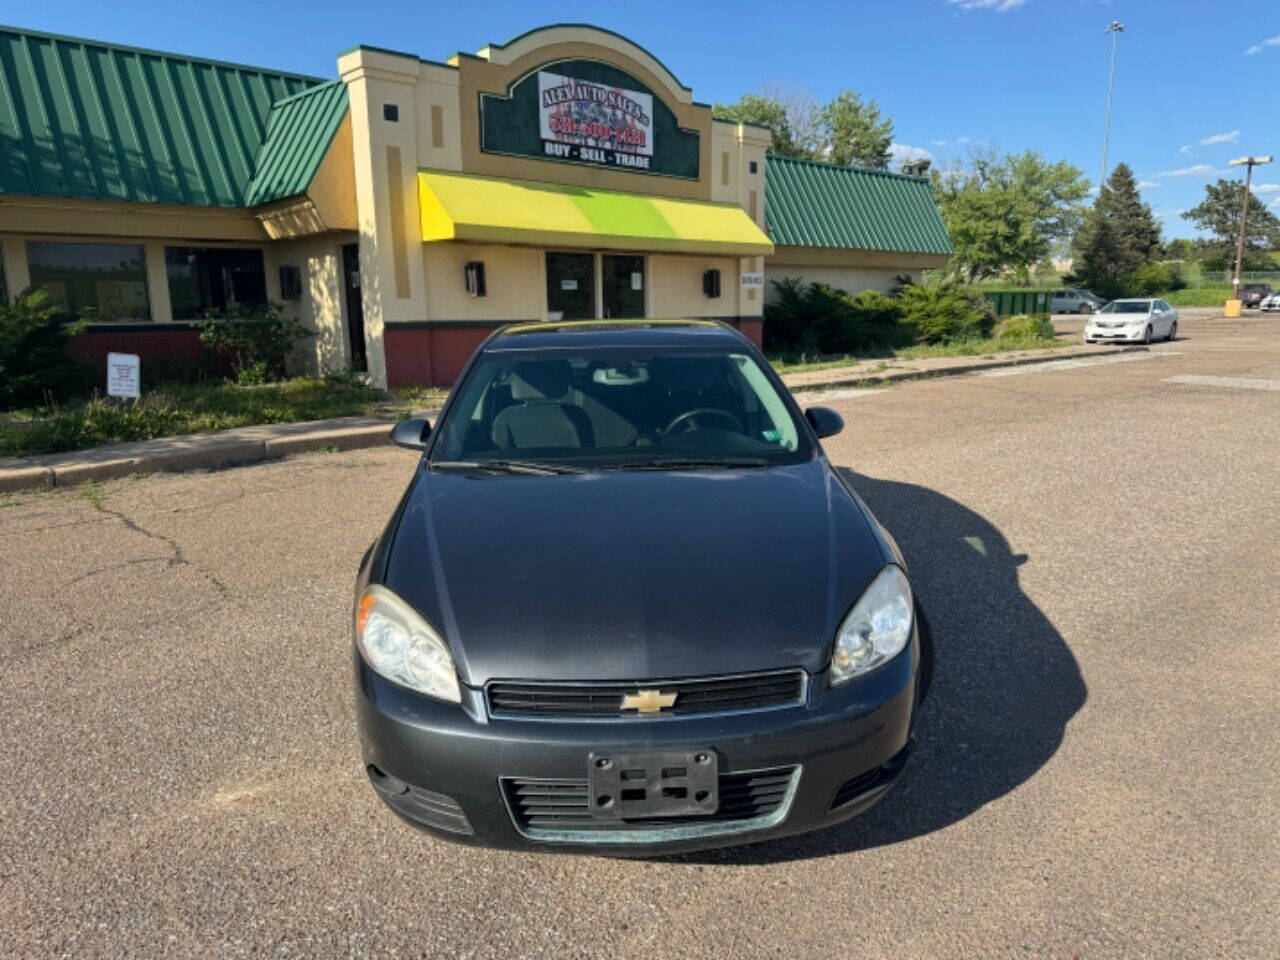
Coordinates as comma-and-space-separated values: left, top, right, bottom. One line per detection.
804, 406, 844, 439
390, 417, 431, 451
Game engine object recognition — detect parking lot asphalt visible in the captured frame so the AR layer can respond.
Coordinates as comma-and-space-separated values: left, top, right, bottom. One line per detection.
3, 313, 1277, 958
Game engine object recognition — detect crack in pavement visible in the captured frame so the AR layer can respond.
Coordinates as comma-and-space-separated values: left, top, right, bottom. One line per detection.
96, 504, 231, 599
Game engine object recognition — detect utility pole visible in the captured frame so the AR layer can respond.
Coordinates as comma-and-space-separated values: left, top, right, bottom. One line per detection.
1100, 21, 1125, 187
1229, 155, 1273, 301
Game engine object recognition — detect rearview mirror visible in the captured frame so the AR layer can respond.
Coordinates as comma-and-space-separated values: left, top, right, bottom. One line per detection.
390, 417, 431, 451
804, 406, 844, 439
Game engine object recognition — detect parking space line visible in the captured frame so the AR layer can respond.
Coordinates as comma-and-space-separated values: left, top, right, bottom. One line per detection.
1164, 374, 1280, 392
981, 351, 1180, 377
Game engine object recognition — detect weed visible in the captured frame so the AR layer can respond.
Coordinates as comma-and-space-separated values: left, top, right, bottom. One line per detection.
79, 481, 104, 510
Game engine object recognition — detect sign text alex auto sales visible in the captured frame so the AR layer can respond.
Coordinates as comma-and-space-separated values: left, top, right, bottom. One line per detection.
538, 71, 654, 170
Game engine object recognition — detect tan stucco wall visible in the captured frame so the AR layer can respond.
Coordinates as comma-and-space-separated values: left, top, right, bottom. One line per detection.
267, 234, 358, 375
423, 242, 543, 321
0, 195, 265, 242
649, 255, 741, 318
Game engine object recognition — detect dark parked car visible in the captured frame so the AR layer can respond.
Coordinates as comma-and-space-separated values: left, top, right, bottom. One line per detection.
354, 319, 932, 854
1240, 283, 1272, 308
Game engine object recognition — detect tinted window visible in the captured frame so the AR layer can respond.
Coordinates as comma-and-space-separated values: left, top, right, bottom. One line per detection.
166, 247, 267, 318
1100, 301, 1152, 314
433, 348, 813, 468
27, 241, 150, 321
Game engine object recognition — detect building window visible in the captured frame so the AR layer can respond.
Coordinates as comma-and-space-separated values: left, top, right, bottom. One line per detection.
27, 241, 150, 321
383, 103, 399, 122
165, 247, 267, 318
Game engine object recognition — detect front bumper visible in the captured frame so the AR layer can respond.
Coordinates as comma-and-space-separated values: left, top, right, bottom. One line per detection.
1085, 328, 1144, 342
354, 641, 919, 855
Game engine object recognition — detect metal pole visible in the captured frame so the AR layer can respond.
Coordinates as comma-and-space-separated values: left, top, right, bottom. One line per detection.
1233, 162, 1254, 297
1101, 22, 1124, 186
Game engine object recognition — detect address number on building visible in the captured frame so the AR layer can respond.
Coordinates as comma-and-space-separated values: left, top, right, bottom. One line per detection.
740, 272, 765, 289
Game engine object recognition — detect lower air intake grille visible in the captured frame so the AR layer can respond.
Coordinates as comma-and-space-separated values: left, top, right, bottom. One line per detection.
504, 767, 797, 834
487, 670, 806, 719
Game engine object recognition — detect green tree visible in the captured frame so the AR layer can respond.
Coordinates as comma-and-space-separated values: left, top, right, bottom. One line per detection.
932, 148, 1090, 284
822, 91, 893, 169
1182, 178, 1280, 251
1070, 163, 1162, 299
713, 93, 815, 159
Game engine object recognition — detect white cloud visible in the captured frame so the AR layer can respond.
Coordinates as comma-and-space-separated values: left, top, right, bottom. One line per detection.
947, 0, 1029, 12
889, 142, 934, 168
1244, 35, 1280, 55
1157, 164, 1220, 178
1177, 145, 1194, 156
1198, 130, 1241, 146
1137, 181, 1160, 189
1253, 183, 1280, 194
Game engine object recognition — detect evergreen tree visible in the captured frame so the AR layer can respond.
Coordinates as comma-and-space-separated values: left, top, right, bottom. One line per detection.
1070, 163, 1162, 298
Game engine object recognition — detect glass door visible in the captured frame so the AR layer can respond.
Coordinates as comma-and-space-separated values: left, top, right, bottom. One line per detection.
602, 255, 645, 318
546, 252, 595, 320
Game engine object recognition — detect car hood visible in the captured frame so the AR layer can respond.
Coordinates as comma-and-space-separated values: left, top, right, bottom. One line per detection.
382, 460, 890, 685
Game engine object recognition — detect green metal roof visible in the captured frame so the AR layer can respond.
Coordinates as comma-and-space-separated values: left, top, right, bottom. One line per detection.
0, 24, 325, 207
764, 154, 953, 256
244, 80, 348, 206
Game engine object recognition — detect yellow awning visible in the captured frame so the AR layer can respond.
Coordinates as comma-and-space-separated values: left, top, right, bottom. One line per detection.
418, 170, 774, 257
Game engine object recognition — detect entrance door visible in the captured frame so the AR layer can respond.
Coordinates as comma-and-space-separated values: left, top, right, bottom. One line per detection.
545, 252, 595, 320
602, 255, 645, 318
341, 243, 367, 372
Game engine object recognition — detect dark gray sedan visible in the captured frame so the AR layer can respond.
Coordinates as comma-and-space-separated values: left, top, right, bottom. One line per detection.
353, 319, 931, 854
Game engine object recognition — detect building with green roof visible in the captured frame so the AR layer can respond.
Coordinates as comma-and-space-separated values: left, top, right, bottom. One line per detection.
0, 22, 950, 388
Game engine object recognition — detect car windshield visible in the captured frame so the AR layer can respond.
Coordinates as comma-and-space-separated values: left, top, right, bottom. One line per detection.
430, 347, 815, 469
1100, 301, 1152, 314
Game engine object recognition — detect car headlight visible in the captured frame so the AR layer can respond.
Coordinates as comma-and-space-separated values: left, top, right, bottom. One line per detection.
355, 585, 461, 703
830, 565, 914, 685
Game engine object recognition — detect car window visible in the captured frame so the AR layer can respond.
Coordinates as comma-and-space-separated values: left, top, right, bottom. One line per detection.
432, 348, 814, 468
1100, 301, 1152, 314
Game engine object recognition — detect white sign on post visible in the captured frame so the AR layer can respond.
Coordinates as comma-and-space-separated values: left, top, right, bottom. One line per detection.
740, 272, 765, 289
106, 352, 140, 399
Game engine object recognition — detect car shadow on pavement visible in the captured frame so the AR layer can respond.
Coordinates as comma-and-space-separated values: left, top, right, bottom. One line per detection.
672, 469, 1087, 865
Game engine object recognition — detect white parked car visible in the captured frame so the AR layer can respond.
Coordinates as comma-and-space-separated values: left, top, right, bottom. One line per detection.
1260, 292, 1280, 312
1084, 299, 1178, 344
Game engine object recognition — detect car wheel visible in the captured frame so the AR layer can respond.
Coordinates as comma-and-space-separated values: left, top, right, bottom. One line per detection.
1143, 325, 1153, 344
1078, 305, 1091, 314
915, 600, 934, 705
1167, 321, 1177, 342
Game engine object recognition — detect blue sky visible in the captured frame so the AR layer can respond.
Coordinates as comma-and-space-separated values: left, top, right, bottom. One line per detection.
16, 0, 1280, 239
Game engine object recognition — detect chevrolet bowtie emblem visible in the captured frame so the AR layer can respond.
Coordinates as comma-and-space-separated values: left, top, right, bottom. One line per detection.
620, 689, 678, 713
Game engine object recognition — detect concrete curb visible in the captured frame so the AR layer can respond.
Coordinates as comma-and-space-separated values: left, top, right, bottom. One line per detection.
781, 344, 1149, 393
0, 345, 1148, 495
0, 412, 442, 495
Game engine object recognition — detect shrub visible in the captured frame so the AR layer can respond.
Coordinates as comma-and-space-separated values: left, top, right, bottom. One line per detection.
198, 301, 311, 385
897, 280, 996, 343
763, 279, 910, 356
993, 314, 1055, 340
0, 288, 91, 409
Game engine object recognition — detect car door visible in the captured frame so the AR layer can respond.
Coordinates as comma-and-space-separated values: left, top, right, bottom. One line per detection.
1051, 290, 1068, 312
1154, 301, 1171, 336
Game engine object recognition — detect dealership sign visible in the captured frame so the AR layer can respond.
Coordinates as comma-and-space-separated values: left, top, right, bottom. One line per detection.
480, 60, 700, 180
538, 71, 653, 170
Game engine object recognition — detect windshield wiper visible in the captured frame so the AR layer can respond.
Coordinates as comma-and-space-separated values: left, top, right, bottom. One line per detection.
613, 457, 772, 471
429, 459, 586, 476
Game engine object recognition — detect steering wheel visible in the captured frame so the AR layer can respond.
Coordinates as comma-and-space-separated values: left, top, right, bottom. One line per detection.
663, 407, 745, 437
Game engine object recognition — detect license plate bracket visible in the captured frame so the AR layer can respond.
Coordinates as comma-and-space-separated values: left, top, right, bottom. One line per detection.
588, 749, 718, 820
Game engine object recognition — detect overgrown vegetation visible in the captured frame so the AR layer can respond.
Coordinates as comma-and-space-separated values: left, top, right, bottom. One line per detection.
0, 377, 408, 457
993, 314, 1055, 340
764, 277, 997, 356
0, 289, 92, 408
713, 88, 894, 169
198, 301, 312, 384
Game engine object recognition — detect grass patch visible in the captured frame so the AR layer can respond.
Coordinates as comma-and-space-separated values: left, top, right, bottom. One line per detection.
1, 376, 449, 458
79, 481, 104, 510
768, 335, 1067, 373
1162, 286, 1234, 307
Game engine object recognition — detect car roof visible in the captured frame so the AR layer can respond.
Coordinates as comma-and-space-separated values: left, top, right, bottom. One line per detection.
483, 319, 749, 352
1109, 298, 1155, 303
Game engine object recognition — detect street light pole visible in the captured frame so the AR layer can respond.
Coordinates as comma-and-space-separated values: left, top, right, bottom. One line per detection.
1229, 155, 1274, 300
1100, 21, 1125, 187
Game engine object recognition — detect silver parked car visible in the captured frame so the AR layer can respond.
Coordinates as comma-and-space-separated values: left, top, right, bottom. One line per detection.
1052, 288, 1105, 314
1084, 299, 1178, 344
1259, 291, 1280, 312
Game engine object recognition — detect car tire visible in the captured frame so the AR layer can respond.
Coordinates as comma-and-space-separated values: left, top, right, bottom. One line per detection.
1078, 305, 1091, 314
1143, 325, 1153, 344
915, 600, 934, 705
1167, 321, 1177, 342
